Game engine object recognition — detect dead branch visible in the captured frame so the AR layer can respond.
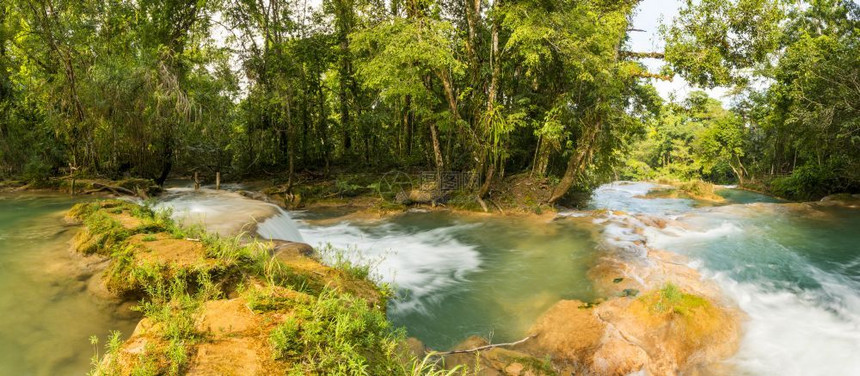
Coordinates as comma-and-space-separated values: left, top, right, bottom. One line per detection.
631, 71, 673, 81
620, 51, 666, 59
487, 198, 505, 214
432, 336, 533, 356
83, 182, 137, 197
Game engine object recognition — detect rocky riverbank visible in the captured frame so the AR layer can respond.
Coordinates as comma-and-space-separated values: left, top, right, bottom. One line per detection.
43, 178, 860, 375
65, 193, 747, 375
427, 208, 743, 375
66, 200, 429, 375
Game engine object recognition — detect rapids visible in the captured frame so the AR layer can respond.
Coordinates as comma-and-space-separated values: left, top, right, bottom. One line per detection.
154, 183, 860, 374
1, 182, 858, 375
290, 182, 860, 374
293, 210, 599, 349
586, 182, 860, 375
154, 188, 304, 242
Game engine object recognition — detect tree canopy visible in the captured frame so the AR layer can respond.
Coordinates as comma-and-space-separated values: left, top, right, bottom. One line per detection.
1, 0, 857, 202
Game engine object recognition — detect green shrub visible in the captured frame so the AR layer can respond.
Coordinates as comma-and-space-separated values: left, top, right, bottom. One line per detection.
678, 179, 715, 198
22, 157, 52, 184
270, 289, 403, 375
770, 161, 853, 200
649, 283, 709, 316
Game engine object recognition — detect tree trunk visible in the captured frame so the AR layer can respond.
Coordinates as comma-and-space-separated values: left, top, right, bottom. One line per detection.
548, 122, 600, 203
477, 10, 502, 204
335, 0, 353, 157
155, 129, 174, 187
429, 123, 444, 191
404, 95, 413, 157
286, 91, 295, 193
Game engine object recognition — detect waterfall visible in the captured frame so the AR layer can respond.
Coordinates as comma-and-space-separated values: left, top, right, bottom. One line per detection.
255, 207, 304, 242
155, 188, 303, 242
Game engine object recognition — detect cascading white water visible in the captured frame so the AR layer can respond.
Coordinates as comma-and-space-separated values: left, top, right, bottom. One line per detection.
155, 188, 303, 242
293, 218, 482, 314
290, 210, 599, 350
586, 182, 860, 375
154, 181, 860, 371
255, 208, 304, 243
587, 181, 694, 215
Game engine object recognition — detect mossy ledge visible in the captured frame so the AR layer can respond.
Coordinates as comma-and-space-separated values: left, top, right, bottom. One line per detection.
639, 179, 725, 202
69, 200, 459, 376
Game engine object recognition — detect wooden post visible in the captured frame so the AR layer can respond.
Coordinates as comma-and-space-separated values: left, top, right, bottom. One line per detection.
194, 172, 200, 190
69, 164, 78, 196
215, 172, 221, 190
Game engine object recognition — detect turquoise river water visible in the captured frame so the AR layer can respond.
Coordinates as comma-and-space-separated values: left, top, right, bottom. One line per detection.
1, 183, 858, 375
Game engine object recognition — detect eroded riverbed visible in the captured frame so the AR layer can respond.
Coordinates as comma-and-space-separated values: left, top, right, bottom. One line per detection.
291, 183, 860, 374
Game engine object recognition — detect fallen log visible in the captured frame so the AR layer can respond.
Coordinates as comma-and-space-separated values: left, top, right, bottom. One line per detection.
83, 182, 137, 197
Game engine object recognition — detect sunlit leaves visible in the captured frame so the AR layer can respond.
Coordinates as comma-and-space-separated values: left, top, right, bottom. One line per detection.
663, 0, 786, 88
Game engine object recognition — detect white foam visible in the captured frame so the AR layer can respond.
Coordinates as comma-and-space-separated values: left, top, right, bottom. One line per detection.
156, 188, 303, 241
645, 221, 743, 249
255, 208, 304, 242
716, 272, 860, 375
589, 182, 860, 375
296, 221, 482, 314
586, 181, 694, 215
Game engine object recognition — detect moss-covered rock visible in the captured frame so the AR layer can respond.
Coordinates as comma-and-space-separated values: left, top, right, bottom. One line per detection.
520, 284, 740, 376
76, 199, 438, 376
68, 200, 149, 255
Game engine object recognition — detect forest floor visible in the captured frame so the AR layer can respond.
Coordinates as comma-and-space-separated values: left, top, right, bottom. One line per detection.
244, 171, 581, 216
1, 172, 733, 216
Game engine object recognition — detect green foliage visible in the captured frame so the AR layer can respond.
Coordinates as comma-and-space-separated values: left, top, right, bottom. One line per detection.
88, 331, 124, 376
662, 0, 785, 88
135, 277, 207, 376
75, 199, 460, 374
0, 0, 658, 202
317, 244, 377, 281
770, 160, 857, 200
1, 0, 857, 201
242, 284, 297, 313
678, 180, 717, 199
648, 283, 710, 316
622, 91, 743, 184
660, 0, 860, 198
269, 289, 402, 375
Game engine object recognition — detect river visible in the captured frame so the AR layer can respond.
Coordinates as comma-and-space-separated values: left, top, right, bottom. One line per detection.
291, 182, 860, 375
1, 183, 858, 375
0, 194, 138, 376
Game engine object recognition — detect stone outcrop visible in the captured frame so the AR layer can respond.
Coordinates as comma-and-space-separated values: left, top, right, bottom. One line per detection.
71, 200, 397, 376
819, 193, 860, 208
511, 284, 740, 375
395, 189, 444, 205
457, 210, 745, 375
100, 292, 300, 376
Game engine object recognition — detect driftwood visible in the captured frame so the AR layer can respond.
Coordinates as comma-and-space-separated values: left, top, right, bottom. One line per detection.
83, 182, 137, 197
487, 198, 505, 214
432, 336, 533, 356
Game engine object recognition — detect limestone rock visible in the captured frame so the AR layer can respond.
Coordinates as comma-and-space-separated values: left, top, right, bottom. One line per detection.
523, 287, 741, 376
395, 189, 442, 205
270, 239, 315, 259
